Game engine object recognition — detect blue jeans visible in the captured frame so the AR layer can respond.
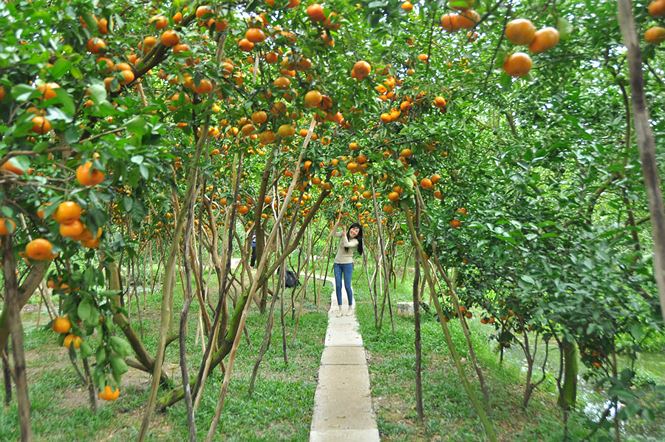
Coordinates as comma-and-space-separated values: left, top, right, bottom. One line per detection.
333, 263, 354, 306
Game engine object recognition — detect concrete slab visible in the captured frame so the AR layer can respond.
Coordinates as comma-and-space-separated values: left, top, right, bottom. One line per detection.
321, 346, 366, 366
310, 429, 381, 442
309, 276, 379, 442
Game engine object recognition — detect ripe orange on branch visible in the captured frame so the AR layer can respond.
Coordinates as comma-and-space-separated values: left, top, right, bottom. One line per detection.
99, 385, 120, 401
304, 90, 323, 108
31, 116, 52, 134
529, 27, 560, 53
505, 19, 536, 45
440, 14, 460, 32
52, 316, 71, 334
306, 4, 326, 22
645, 26, 665, 44
63, 334, 83, 349
503, 52, 532, 77
246, 28, 266, 43
0, 218, 16, 235
60, 220, 85, 238
648, 0, 665, 17
351, 60, 371, 80
54, 201, 82, 224
160, 30, 180, 47
457, 9, 480, 29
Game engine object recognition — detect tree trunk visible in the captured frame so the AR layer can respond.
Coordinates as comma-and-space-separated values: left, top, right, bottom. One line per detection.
617, 0, 665, 320
2, 236, 33, 441
412, 198, 424, 422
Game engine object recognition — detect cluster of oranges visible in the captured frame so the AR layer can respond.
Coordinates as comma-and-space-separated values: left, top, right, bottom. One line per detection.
503, 19, 560, 77
646, 1, 665, 45
52, 316, 83, 351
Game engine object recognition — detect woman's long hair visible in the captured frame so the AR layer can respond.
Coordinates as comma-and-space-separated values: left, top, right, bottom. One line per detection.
345, 223, 364, 256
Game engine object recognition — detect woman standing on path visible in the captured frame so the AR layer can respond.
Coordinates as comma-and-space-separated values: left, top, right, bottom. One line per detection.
333, 220, 364, 316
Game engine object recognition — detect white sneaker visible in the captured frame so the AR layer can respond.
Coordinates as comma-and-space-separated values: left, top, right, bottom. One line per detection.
336, 309, 343, 317
345, 306, 354, 316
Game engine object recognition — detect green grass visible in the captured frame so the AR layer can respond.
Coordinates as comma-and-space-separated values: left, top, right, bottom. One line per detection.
1, 276, 328, 441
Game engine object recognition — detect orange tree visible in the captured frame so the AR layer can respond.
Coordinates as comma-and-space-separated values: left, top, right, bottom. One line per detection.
2, 0, 665, 440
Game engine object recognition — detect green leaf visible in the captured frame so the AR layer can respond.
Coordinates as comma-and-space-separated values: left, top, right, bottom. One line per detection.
50, 58, 71, 79
88, 82, 107, 103
126, 116, 147, 136
11, 84, 36, 101
110, 356, 128, 383
109, 336, 132, 357
54, 87, 76, 117
80, 341, 94, 358
521, 275, 536, 284
77, 297, 98, 325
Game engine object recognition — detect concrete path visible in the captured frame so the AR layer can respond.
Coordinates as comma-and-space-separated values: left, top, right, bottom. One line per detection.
310, 279, 380, 442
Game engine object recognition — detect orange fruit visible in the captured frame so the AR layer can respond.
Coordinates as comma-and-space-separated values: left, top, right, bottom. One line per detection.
195, 79, 214, 94
86, 37, 106, 54
351, 60, 371, 80
0, 218, 16, 235
173, 43, 190, 54
277, 124, 295, 138
63, 334, 83, 349
649, 0, 665, 17
150, 15, 168, 29
645, 26, 665, 44
160, 30, 180, 47
388, 191, 400, 202
99, 385, 120, 401
59, 220, 85, 238
503, 52, 532, 77
54, 201, 82, 224
450, 219, 462, 228
119, 69, 134, 85
433, 190, 443, 200
251, 110, 268, 124
431, 174, 441, 184
304, 90, 323, 108
31, 116, 52, 134
76, 162, 105, 186
52, 317, 71, 334
401, 2, 413, 12
196, 5, 213, 18
37, 82, 59, 100
440, 14, 460, 32
173, 11, 183, 23
420, 178, 433, 189
505, 19, 536, 45
26, 238, 54, 261
0, 85, 5, 101
306, 3, 326, 21
97, 18, 109, 34
238, 38, 254, 51
434, 96, 447, 108
143, 36, 158, 52
246, 28, 266, 43
1, 158, 24, 175
456, 207, 468, 215
273, 76, 290, 88
528, 27, 560, 53
237, 205, 250, 215
457, 10, 480, 29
